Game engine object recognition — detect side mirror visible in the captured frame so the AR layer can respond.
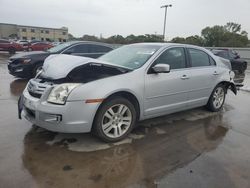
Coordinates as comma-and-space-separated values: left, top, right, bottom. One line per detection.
152, 64, 170, 73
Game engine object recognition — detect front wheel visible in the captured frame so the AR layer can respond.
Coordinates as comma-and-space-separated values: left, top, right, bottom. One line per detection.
93, 97, 137, 142
207, 84, 226, 112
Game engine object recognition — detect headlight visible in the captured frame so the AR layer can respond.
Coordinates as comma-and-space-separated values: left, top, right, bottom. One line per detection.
47, 83, 80, 104
21, 58, 31, 64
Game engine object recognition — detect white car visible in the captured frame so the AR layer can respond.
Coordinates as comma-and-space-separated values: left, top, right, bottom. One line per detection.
18, 43, 237, 142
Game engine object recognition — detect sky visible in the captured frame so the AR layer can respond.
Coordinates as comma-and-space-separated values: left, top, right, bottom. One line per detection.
0, 0, 249, 40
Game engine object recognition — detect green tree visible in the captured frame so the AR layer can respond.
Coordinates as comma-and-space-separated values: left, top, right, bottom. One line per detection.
201, 25, 226, 46
171, 37, 186, 44
171, 35, 204, 46
68, 33, 76, 40
201, 22, 248, 47
81, 35, 99, 42
224, 22, 241, 33
185, 35, 204, 46
105, 35, 126, 44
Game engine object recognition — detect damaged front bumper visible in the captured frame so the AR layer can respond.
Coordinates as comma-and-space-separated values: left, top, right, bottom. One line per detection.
18, 88, 99, 133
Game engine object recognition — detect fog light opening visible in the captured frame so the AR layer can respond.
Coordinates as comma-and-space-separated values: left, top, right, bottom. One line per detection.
44, 114, 62, 123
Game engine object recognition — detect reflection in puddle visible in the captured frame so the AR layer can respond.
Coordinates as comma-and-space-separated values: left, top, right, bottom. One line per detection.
22, 108, 229, 187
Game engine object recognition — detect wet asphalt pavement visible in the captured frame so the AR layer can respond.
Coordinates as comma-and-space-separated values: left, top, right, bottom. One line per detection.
0, 54, 250, 188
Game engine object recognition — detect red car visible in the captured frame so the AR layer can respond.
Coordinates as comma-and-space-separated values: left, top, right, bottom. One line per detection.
0, 39, 23, 54
28, 42, 53, 51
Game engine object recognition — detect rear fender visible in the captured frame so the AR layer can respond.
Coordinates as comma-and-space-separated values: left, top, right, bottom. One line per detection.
226, 82, 237, 95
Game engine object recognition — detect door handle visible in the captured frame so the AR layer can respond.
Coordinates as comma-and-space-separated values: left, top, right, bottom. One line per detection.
181, 75, 189, 80
213, 71, 219, 75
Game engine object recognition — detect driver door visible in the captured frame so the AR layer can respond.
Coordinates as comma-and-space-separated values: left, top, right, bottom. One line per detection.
144, 47, 190, 117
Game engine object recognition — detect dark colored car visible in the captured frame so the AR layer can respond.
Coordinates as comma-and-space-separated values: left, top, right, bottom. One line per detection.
28, 42, 53, 51
0, 39, 23, 54
212, 49, 248, 74
8, 41, 114, 78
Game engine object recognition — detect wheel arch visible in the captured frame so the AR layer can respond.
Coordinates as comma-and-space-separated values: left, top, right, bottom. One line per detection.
215, 81, 237, 95
96, 91, 141, 122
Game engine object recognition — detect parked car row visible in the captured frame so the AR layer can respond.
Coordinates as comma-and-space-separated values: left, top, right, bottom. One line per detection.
15, 43, 237, 142
0, 39, 60, 54
0, 39, 23, 54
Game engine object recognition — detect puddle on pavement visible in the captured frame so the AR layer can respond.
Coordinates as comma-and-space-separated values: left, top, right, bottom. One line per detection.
21, 108, 230, 188
43, 105, 231, 153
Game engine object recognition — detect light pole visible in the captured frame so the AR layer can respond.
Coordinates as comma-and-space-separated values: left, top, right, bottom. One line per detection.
161, 4, 172, 41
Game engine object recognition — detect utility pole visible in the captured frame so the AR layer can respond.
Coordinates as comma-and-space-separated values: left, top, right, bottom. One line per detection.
161, 4, 172, 41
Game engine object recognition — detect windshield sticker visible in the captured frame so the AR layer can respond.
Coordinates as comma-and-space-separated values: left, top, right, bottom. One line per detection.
137, 50, 156, 55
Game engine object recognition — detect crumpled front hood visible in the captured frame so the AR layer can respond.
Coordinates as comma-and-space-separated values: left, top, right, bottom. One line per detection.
41, 54, 124, 80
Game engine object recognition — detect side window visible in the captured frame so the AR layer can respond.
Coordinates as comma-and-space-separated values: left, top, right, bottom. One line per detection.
89, 44, 112, 53
64, 44, 88, 54
189, 48, 210, 67
154, 47, 186, 69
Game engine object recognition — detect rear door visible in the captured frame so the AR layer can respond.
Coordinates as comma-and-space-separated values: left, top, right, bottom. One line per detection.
186, 48, 218, 108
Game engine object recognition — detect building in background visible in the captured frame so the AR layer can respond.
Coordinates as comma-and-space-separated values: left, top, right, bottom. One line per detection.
0, 23, 68, 42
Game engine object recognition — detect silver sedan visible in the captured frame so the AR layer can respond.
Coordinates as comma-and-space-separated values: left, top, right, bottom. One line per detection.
19, 43, 237, 142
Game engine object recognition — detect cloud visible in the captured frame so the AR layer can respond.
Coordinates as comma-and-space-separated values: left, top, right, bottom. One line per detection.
0, 0, 249, 39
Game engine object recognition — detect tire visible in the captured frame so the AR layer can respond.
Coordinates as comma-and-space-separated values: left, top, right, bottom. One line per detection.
92, 97, 137, 142
32, 64, 43, 77
8, 47, 16, 55
206, 84, 226, 112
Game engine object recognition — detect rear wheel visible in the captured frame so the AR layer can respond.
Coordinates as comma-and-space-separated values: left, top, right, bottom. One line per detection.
93, 97, 137, 142
207, 84, 226, 112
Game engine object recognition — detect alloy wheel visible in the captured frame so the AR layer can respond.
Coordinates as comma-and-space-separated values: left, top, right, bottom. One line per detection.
101, 104, 132, 138
212, 87, 225, 109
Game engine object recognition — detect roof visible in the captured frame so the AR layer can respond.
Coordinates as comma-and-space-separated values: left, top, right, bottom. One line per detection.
66, 41, 114, 48
129, 42, 208, 50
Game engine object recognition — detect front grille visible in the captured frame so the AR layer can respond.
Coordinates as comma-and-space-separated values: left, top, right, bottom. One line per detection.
27, 79, 51, 99
28, 91, 42, 98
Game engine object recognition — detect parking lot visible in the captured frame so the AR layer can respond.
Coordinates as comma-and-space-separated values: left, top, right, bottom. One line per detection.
0, 54, 250, 188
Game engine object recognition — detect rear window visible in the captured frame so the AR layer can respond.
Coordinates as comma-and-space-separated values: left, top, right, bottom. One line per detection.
188, 48, 210, 67
209, 56, 216, 65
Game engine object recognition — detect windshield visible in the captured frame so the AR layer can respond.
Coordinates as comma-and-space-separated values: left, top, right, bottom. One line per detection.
47, 41, 77, 53
98, 44, 161, 70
